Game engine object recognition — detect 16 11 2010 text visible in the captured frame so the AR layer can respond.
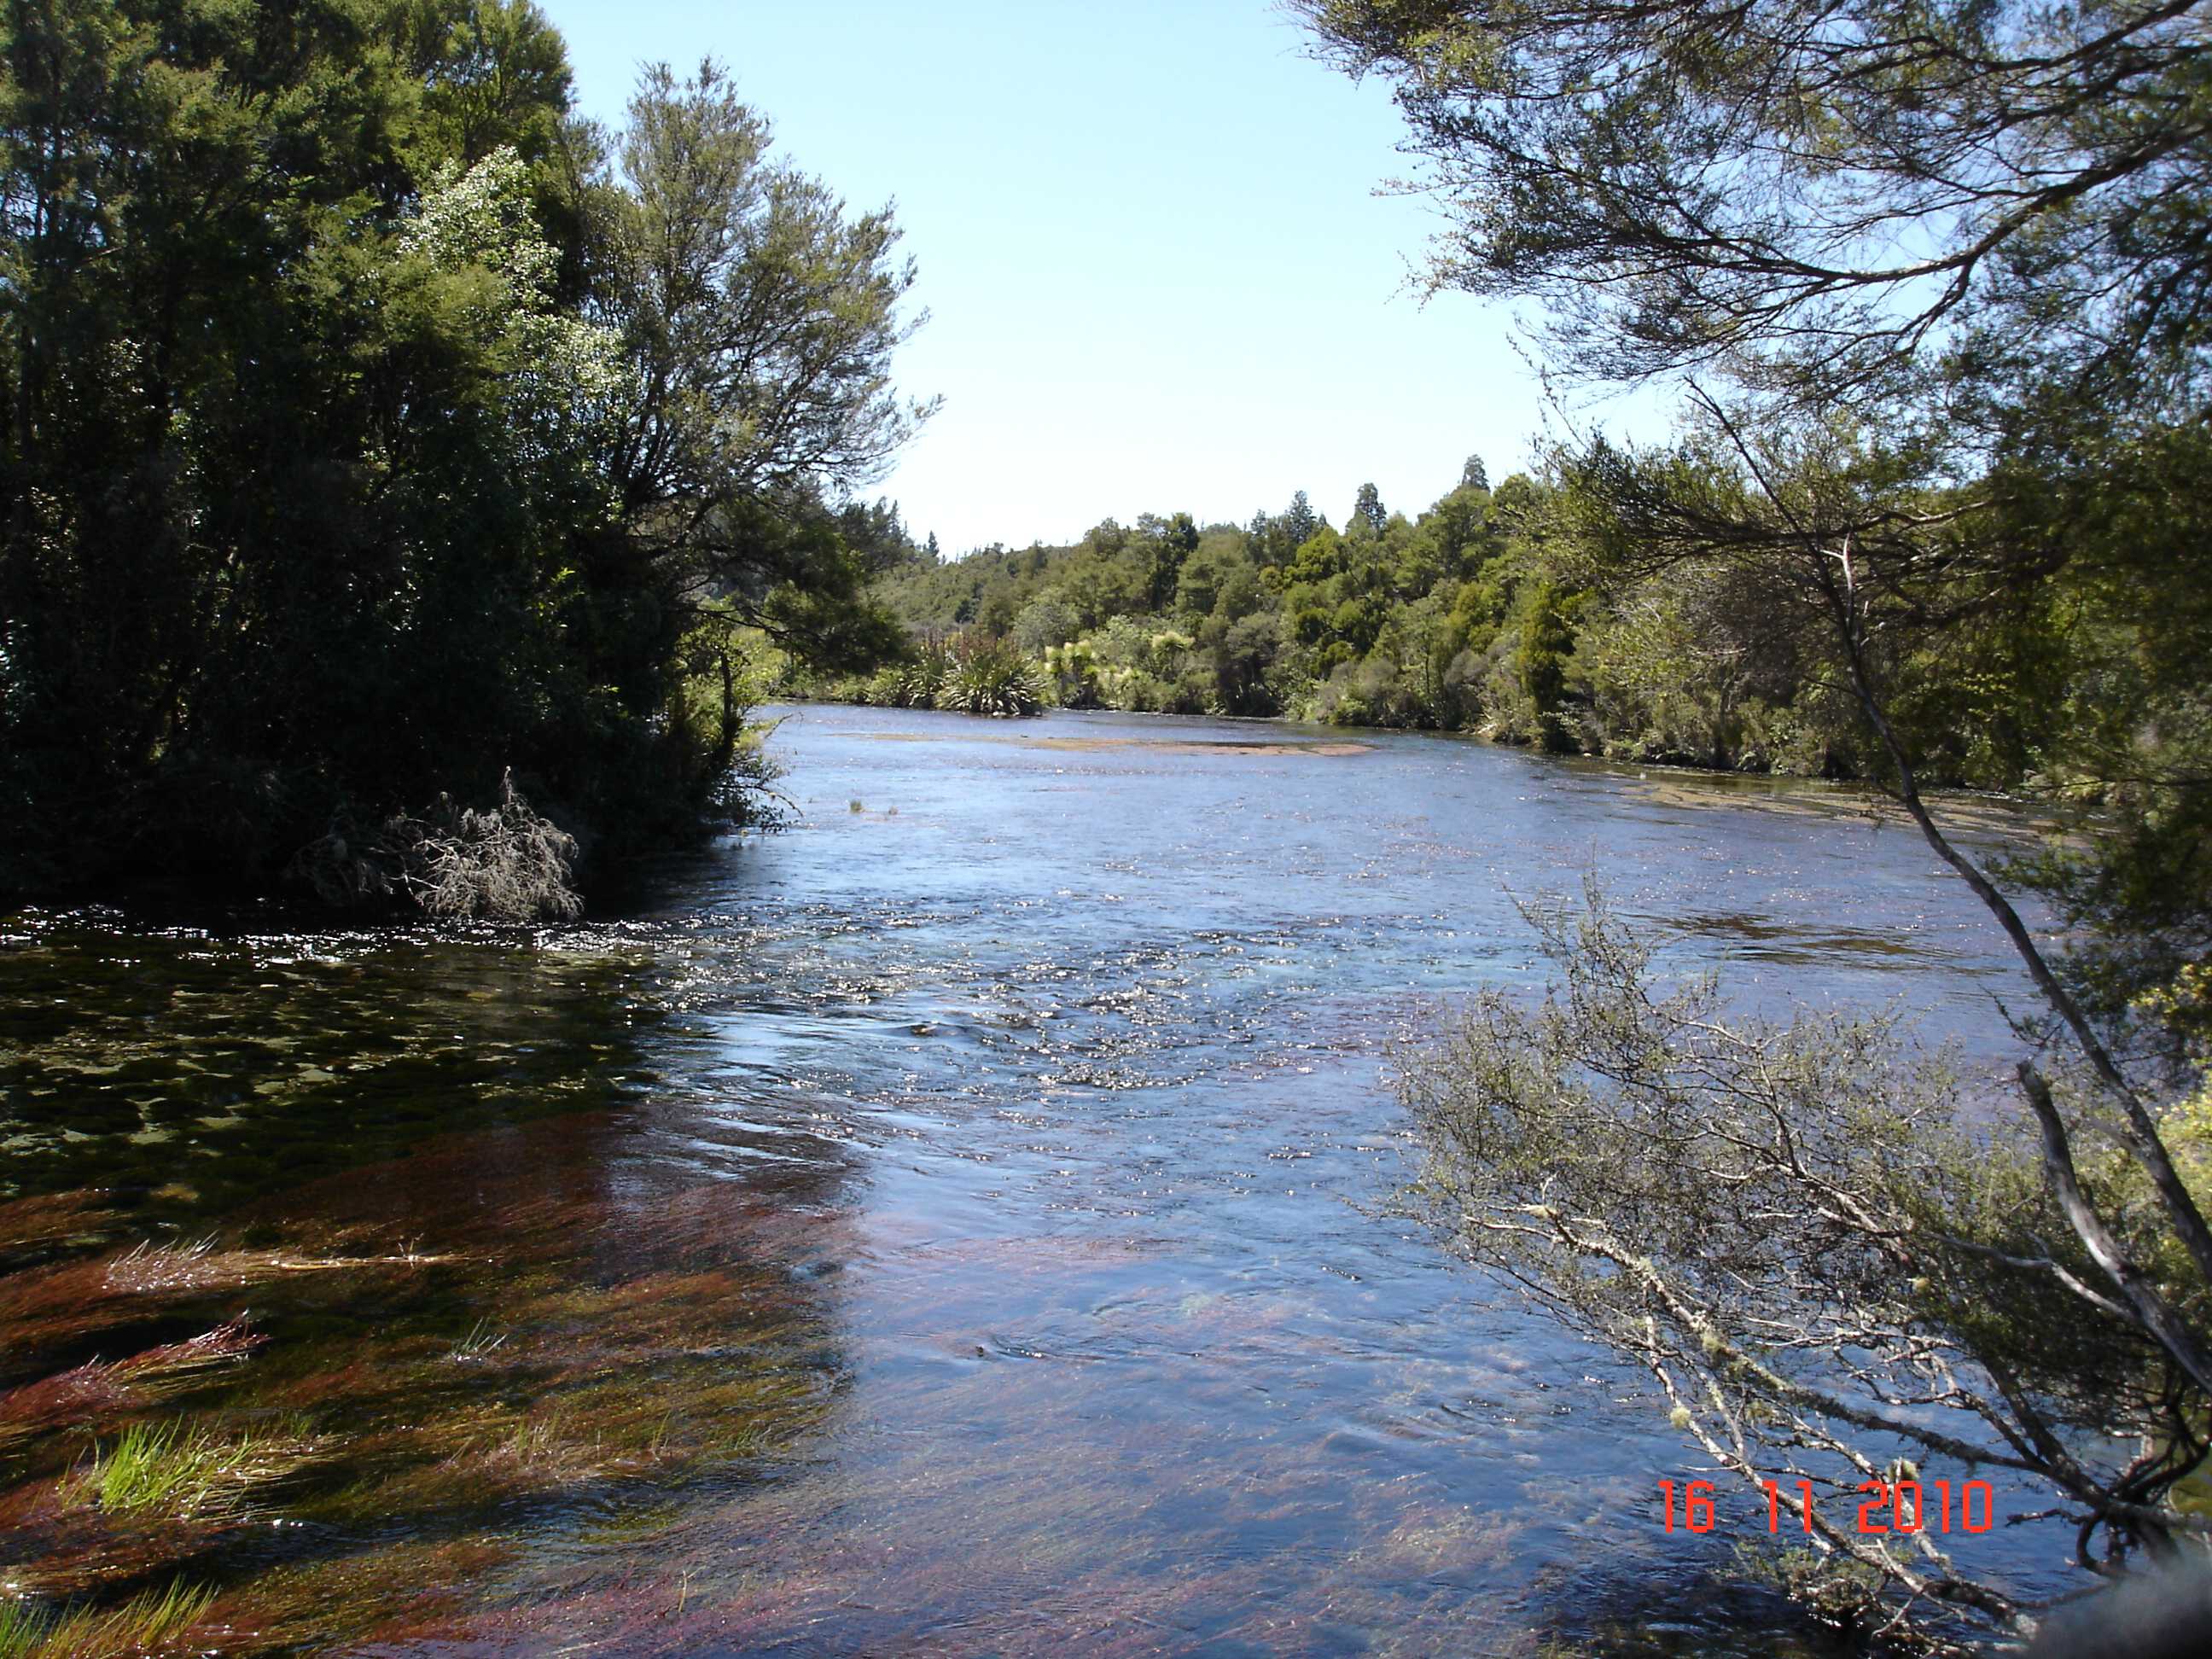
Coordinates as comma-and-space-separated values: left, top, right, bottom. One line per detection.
1657, 1478, 1996, 1537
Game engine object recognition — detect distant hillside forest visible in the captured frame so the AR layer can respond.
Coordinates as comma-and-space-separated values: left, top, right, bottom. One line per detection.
789, 460, 2086, 792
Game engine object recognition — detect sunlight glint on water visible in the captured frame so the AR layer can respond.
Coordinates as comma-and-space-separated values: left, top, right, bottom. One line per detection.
0, 704, 2065, 1654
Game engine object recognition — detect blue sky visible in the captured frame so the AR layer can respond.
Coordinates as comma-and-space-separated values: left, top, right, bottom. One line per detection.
538, 0, 1669, 554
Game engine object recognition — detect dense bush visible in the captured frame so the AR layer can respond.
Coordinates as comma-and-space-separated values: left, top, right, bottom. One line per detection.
806, 634, 1045, 718
0, 7, 923, 918
939, 637, 1046, 718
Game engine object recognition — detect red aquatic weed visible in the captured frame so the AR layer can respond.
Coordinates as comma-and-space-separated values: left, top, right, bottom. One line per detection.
0, 1319, 264, 1451
0, 1191, 114, 1260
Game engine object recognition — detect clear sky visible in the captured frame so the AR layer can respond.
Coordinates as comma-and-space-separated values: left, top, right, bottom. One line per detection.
538, 0, 1668, 555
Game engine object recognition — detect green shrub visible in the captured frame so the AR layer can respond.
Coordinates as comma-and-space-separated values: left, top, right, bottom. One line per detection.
940, 637, 1045, 717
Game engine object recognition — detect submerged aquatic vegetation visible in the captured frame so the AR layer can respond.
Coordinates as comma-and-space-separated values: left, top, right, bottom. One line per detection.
0, 1196, 111, 1266
82, 1421, 230, 1517
0, 1110, 852, 1651
445, 1318, 507, 1363
79, 1418, 317, 1521
0, 1322, 263, 1456
0, 1600, 48, 1659
7, 1580, 216, 1659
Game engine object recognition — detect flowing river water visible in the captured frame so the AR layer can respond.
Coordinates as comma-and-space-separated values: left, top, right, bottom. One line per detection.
0, 705, 2072, 1655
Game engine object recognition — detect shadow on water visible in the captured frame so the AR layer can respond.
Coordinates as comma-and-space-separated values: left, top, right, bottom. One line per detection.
0, 706, 2064, 1653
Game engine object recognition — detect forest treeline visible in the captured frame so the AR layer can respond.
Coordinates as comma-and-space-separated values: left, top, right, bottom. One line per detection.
1, 1, 924, 915
802, 453, 2149, 798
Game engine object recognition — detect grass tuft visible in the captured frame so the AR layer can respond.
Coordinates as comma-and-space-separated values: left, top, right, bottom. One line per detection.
447, 1318, 507, 1363
32, 1580, 215, 1658
80, 1416, 316, 1520
0, 1600, 49, 1659
84, 1421, 231, 1516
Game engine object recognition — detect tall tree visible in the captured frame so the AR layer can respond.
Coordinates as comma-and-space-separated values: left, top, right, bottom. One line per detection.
1302, 0, 2212, 1639
0, 13, 928, 911
1298, 0, 2212, 412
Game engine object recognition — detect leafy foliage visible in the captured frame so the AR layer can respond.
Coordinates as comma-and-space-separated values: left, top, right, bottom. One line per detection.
810, 633, 1044, 718
0, 5, 924, 917
1301, 0, 2212, 1644
1403, 890, 2212, 1648
938, 637, 1045, 718
1297, 0, 2212, 409
840, 461, 2151, 795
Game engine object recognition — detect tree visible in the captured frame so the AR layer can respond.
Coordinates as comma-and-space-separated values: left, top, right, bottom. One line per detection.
1401, 887, 2212, 1650
1443, 397, 2212, 1642
1010, 594, 1075, 653
596, 61, 934, 616
1304, 0, 2212, 1641
1351, 480, 1388, 535
1134, 509, 1200, 610
0, 0, 588, 897
1297, 0, 2212, 410
1512, 579, 1575, 746
412, 0, 575, 171
1460, 453, 1488, 492
0, 15, 928, 912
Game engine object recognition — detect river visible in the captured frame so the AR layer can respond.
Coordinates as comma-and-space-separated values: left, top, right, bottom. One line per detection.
0, 704, 2066, 1655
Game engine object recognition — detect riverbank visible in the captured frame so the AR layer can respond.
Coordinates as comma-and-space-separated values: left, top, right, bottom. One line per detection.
778, 694, 2063, 841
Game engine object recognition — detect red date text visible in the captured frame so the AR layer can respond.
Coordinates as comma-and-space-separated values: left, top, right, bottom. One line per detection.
1657, 1477, 1994, 1535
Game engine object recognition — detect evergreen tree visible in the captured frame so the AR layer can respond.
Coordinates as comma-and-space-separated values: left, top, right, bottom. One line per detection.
0, 9, 928, 912
1352, 482, 1387, 534
1301, 0, 2212, 1639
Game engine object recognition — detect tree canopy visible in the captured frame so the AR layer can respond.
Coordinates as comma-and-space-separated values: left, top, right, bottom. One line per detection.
1298, 0, 2212, 413
0, 3, 928, 913
1301, 0, 2212, 1643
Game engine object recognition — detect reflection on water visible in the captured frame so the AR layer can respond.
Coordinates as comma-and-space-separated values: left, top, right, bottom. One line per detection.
0, 705, 2064, 1653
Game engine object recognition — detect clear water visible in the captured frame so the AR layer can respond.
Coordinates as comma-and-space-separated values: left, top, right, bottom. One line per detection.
0, 704, 2067, 1654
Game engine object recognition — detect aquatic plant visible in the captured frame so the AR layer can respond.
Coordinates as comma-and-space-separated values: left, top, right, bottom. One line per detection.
445, 1318, 508, 1364
80, 1417, 315, 1521
0, 1599, 49, 1659
19, 1580, 215, 1659
0, 1196, 111, 1266
82, 1422, 230, 1516
0, 1323, 263, 1457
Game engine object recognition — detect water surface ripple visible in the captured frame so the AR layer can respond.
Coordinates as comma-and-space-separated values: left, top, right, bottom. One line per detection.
0, 705, 2063, 1655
